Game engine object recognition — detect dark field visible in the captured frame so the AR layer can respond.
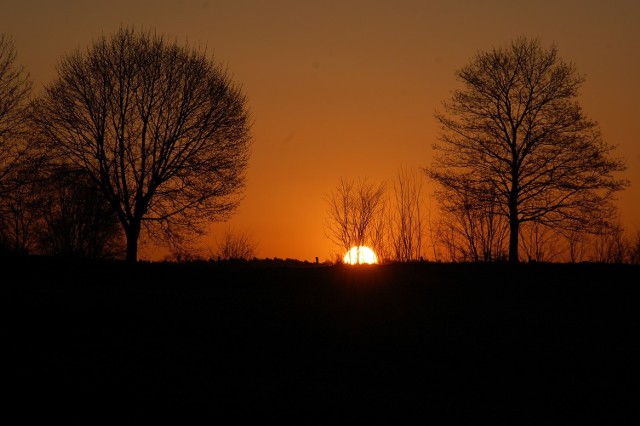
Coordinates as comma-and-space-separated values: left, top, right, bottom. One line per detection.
3, 257, 639, 423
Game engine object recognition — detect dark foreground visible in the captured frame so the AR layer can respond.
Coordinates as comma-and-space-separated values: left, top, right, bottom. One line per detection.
3, 257, 639, 423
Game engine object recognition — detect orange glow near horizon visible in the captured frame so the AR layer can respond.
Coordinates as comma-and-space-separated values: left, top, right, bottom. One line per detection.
343, 246, 378, 265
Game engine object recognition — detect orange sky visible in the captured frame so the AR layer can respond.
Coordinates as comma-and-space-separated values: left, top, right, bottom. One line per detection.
3, 0, 639, 261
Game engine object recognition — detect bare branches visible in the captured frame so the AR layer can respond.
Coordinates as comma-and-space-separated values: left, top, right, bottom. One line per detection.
427, 37, 629, 263
325, 169, 428, 264
32, 26, 252, 261
324, 177, 385, 258
391, 166, 425, 262
0, 34, 33, 196
214, 227, 257, 261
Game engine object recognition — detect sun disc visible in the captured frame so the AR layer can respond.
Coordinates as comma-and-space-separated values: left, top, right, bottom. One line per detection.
343, 246, 378, 265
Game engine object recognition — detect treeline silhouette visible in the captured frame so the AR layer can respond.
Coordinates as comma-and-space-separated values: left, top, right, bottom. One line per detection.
0, 163, 124, 258
326, 171, 640, 265
2, 30, 637, 264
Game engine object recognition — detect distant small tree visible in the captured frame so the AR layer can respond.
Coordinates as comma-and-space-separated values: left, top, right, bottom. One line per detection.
390, 166, 425, 262
591, 220, 628, 264
520, 222, 563, 262
325, 177, 385, 261
214, 227, 257, 260
433, 180, 509, 262
561, 229, 590, 263
0, 165, 40, 254
629, 230, 640, 265
35, 166, 124, 259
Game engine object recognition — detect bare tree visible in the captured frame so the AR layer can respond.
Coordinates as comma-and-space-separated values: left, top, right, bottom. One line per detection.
591, 220, 628, 264
520, 222, 563, 263
325, 178, 354, 258
426, 37, 629, 263
0, 34, 33, 201
0, 166, 39, 254
560, 229, 590, 263
34, 166, 124, 259
1, 158, 125, 258
628, 230, 640, 265
214, 227, 257, 261
390, 166, 425, 262
32, 26, 251, 262
325, 177, 385, 262
433, 183, 509, 262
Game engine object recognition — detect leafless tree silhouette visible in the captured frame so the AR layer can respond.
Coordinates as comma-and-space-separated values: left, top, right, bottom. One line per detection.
432, 182, 509, 262
426, 37, 629, 263
214, 227, 257, 260
325, 177, 385, 262
629, 230, 640, 265
391, 166, 425, 262
32, 26, 251, 262
520, 221, 564, 262
591, 220, 628, 264
0, 34, 32, 205
34, 166, 124, 259
0, 165, 39, 254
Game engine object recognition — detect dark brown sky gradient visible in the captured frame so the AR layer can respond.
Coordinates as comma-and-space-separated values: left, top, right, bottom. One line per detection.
3, 0, 639, 261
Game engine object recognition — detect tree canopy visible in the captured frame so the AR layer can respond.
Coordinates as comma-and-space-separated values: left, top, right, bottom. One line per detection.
32, 26, 252, 262
426, 37, 628, 263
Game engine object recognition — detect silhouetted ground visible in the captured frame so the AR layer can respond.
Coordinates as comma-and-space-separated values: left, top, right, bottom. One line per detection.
3, 256, 639, 423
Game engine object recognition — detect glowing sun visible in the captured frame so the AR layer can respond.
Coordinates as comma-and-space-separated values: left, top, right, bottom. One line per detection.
343, 246, 378, 265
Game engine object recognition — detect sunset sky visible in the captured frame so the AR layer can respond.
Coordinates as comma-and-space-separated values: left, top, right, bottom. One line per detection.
2, 0, 639, 261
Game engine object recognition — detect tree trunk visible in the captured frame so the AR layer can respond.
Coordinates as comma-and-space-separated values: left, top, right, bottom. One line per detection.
125, 221, 141, 263
509, 216, 519, 264
508, 179, 520, 263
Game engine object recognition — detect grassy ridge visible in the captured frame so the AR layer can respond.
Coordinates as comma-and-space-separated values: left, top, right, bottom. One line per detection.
4, 257, 638, 422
